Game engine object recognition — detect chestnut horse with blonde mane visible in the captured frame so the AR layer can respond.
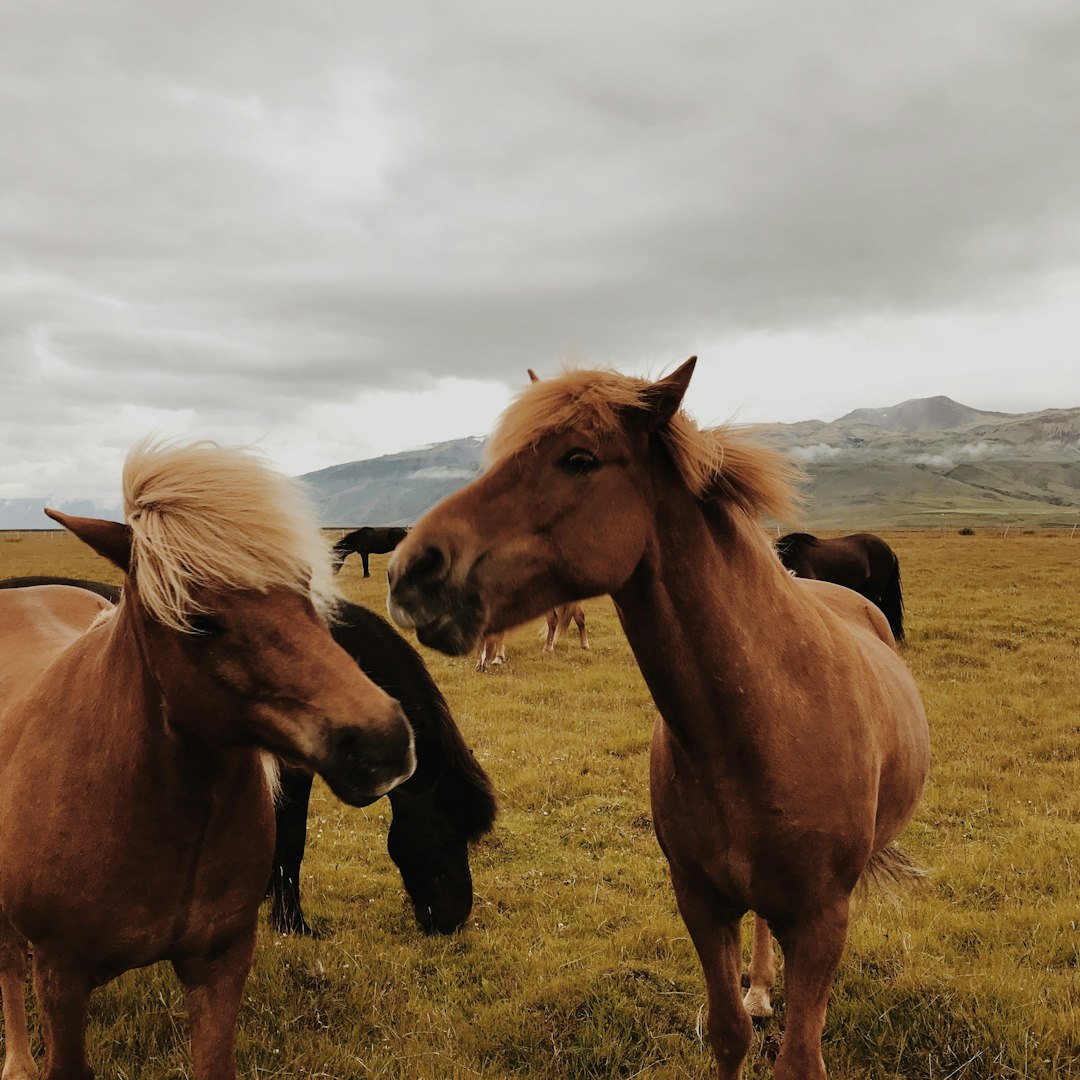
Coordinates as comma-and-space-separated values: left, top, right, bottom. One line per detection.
0, 441, 416, 1080
387, 359, 929, 1080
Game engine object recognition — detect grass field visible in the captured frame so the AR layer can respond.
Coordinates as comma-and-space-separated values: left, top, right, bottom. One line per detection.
0, 530, 1077, 1079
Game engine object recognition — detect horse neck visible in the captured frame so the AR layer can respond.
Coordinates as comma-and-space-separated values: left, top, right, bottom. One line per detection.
86, 599, 256, 783
611, 478, 801, 750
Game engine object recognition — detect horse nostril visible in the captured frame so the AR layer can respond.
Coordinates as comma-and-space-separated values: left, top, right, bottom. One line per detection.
410, 545, 447, 586
332, 727, 367, 767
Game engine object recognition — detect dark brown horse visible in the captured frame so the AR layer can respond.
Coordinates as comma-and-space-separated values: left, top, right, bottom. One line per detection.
0, 579, 496, 939
386, 359, 929, 1080
0, 441, 416, 1080
333, 526, 409, 578
776, 532, 905, 644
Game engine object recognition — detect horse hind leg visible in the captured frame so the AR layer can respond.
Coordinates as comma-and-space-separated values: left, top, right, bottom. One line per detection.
742, 914, 776, 1021
0, 917, 35, 1080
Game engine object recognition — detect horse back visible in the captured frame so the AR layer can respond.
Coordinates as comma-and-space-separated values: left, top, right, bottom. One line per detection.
0, 586, 111, 708
797, 578, 896, 649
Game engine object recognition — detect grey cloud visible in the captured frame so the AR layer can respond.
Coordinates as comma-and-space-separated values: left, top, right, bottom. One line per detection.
3, 0, 1080, 496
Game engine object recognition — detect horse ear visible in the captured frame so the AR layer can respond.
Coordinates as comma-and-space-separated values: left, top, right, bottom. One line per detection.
527, 368, 540, 383
640, 356, 697, 430
44, 509, 132, 572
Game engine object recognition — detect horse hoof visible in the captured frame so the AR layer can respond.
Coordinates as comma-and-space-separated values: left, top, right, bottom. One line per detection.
1, 1061, 39, 1080
743, 986, 774, 1022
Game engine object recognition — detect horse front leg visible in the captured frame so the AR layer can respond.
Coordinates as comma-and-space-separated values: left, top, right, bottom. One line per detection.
670, 871, 751, 1080
269, 767, 315, 936
32, 952, 94, 1080
0, 917, 35, 1080
173, 929, 257, 1080
742, 914, 776, 1020
575, 610, 589, 650
361, 552, 371, 578
543, 611, 557, 653
770, 900, 850, 1080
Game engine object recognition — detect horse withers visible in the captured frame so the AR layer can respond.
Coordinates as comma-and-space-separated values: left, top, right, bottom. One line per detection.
386, 359, 929, 1080
776, 531, 905, 643
0, 441, 416, 1080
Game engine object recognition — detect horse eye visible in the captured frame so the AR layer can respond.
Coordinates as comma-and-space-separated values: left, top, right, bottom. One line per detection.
557, 449, 600, 475
188, 614, 225, 638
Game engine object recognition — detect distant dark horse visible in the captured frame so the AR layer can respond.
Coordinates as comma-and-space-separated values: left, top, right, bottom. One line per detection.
0, 578, 497, 936
333, 526, 409, 578
775, 532, 905, 643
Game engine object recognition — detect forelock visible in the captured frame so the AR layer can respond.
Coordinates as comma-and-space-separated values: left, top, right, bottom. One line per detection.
122, 438, 341, 630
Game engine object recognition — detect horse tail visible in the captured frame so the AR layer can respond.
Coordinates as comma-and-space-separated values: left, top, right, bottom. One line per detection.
330, 534, 354, 573
880, 556, 905, 645
859, 842, 926, 899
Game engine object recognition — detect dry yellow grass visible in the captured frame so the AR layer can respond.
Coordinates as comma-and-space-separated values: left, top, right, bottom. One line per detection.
0, 529, 1077, 1078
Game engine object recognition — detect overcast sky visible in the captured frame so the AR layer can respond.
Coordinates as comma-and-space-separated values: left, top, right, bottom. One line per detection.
3, 0, 1079, 502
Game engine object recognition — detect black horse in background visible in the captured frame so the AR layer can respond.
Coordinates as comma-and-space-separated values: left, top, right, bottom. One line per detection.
271, 600, 496, 935
333, 526, 409, 578
775, 532, 906, 644
0, 578, 497, 936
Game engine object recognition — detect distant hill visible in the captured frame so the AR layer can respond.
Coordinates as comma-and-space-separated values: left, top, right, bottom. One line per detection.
0, 498, 122, 531
301, 437, 486, 527
833, 395, 1014, 433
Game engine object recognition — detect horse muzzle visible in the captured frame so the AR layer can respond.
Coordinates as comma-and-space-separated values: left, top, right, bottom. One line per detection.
317, 715, 417, 805
387, 548, 486, 656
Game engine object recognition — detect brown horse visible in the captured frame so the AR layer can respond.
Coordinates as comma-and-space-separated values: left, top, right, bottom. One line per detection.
386, 359, 929, 1080
776, 532, 905, 644
0, 441, 416, 1080
544, 601, 589, 653
475, 631, 507, 672
475, 602, 589, 671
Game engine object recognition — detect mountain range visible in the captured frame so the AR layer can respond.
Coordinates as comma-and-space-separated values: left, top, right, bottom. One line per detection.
752, 395, 1080, 526
4, 397, 1078, 530
301, 394, 1080, 529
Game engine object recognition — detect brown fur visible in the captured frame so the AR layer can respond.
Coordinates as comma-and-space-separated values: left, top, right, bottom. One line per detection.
0, 442, 415, 1080
388, 358, 929, 1080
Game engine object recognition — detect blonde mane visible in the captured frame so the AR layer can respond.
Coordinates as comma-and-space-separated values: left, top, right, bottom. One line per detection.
485, 368, 804, 523
122, 439, 340, 631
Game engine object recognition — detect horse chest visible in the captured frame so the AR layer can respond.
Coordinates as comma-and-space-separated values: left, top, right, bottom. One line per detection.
0, 748, 274, 965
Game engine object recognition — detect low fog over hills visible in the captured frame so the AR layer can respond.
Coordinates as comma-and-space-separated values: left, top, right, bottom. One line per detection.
4, 398, 1078, 530
752, 396, 1080, 526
